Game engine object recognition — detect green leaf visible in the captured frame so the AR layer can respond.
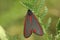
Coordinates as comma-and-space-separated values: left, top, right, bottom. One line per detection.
0, 25, 8, 40
55, 33, 60, 40
40, 6, 48, 20
57, 18, 60, 33
46, 17, 52, 29
20, 0, 45, 13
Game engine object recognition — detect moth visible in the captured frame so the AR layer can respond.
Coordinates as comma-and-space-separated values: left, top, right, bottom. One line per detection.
24, 9, 43, 38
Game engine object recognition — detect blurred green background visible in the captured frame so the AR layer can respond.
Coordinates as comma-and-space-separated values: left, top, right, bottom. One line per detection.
0, 0, 60, 40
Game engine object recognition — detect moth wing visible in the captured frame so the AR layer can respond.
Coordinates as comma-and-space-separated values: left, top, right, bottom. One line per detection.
32, 14, 43, 36
24, 15, 32, 38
